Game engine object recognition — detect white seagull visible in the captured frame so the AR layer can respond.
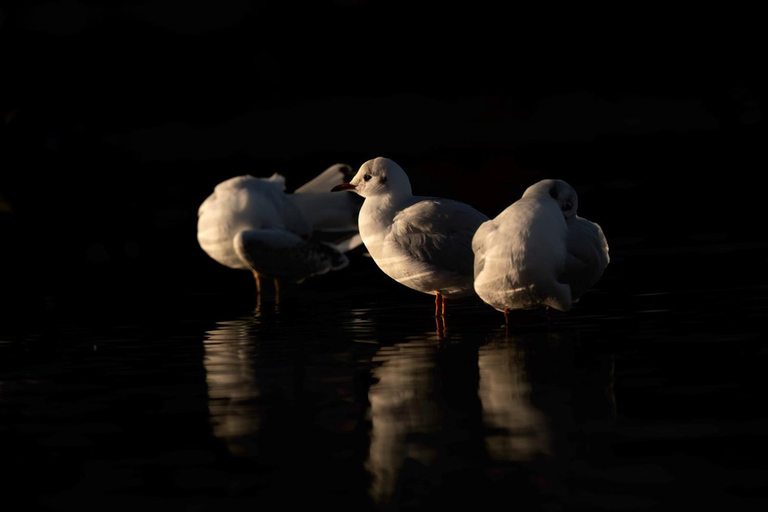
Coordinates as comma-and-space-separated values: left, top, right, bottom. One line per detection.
472, 179, 609, 323
197, 163, 363, 295
332, 157, 489, 316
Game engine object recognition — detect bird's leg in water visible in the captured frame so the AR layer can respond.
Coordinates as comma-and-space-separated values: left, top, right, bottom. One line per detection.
274, 278, 281, 305
434, 292, 443, 317
252, 271, 262, 295
442, 295, 448, 317
436, 315, 446, 337
504, 308, 510, 325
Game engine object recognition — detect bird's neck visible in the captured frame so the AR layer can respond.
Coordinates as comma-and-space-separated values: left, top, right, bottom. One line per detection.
359, 194, 410, 240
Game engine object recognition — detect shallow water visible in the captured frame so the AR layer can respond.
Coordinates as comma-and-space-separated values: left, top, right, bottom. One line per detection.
2, 244, 767, 511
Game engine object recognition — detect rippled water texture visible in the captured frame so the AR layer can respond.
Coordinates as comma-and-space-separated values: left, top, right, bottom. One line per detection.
2, 244, 767, 511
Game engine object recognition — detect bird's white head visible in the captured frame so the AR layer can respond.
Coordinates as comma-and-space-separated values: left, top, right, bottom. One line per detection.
331, 157, 412, 199
524, 179, 579, 218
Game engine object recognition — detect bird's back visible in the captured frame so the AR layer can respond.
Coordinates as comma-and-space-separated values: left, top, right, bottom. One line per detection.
197, 175, 310, 269
474, 198, 571, 311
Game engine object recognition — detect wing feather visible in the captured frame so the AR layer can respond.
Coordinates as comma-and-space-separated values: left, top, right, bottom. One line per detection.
390, 199, 489, 276
563, 216, 610, 299
234, 229, 348, 281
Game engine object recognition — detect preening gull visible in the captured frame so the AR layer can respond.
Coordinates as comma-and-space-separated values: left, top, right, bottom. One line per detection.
332, 157, 489, 316
197, 163, 363, 294
472, 179, 609, 323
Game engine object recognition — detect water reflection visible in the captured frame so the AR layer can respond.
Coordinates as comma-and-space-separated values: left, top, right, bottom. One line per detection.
203, 317, 262, 455
364, 325, 562, 506
478, 334, 551, 463
200, 301, 616, 508
364, 322, 618, 507
367, 339, 442, 504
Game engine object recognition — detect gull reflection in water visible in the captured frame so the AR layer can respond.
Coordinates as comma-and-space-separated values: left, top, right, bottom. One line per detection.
366, 338, 442, 505
365, 327, 556, 506
478, 333, 551, 463
203, 317, 261, 456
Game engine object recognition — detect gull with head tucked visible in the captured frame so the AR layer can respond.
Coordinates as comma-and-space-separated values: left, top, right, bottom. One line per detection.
472, 179, 609, 324
332, 157, 489, 317
197, 163, 363, 297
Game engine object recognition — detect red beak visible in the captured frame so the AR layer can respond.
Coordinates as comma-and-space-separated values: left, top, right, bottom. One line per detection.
331, 182, 356, 192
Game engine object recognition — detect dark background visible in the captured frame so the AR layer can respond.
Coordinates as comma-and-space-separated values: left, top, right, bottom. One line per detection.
0, 1, 764, 326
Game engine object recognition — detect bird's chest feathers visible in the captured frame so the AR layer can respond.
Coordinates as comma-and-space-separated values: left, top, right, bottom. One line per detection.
359, 198, 398, 252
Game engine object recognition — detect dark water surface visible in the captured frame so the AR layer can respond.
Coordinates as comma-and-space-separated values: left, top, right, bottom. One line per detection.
2, 243, 767, 511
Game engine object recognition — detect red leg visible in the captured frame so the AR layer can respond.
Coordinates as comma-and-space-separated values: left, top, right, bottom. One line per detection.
503, 307, 510, 325
441, 295, 447, 317
434, 292, 443, 317
435, 315, 445, 336
252, 270, 262, 295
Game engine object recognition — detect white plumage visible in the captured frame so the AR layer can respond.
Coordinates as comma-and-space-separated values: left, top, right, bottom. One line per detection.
332, 157, 489, 314
197, 164, 363, 288
472, 179, 609, 318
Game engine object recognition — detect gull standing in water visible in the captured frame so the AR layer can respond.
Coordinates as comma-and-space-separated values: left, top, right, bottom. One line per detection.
472, 179, 609, 324
197, 163, 363, 297
332, 157, 489, 319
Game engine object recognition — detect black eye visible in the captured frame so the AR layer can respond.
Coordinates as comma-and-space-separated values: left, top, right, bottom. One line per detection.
364, 174, 372, 181
563, 201, 573, 211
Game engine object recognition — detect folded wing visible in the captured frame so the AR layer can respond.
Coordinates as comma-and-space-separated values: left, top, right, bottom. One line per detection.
391, 199, 489, 277
562, 216, 610, 300
234, 229, 349, 282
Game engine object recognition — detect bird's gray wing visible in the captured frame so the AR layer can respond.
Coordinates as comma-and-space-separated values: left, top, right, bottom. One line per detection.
563, 216, 610, 299
234, 229, 348, 282
390, 199, 489, 276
